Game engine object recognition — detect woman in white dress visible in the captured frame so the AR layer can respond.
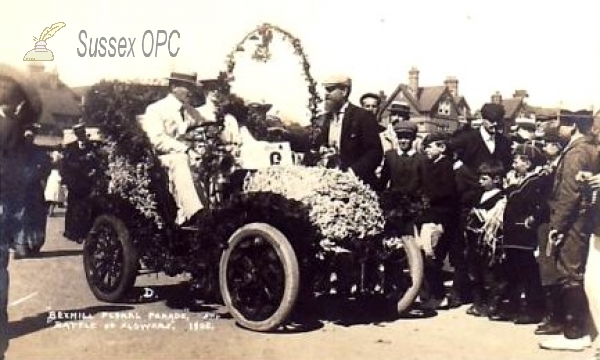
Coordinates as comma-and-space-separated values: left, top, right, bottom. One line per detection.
44, 150, 65, 216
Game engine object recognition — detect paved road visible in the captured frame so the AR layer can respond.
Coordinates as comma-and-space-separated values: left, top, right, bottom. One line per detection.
5, 211, 595, 360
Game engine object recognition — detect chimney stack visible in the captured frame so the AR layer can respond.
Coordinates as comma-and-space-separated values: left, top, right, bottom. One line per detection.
444, 76, 459, 98
409, 67, 419, 95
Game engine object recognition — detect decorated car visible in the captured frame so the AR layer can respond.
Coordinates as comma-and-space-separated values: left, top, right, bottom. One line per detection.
79, 23, 425, 332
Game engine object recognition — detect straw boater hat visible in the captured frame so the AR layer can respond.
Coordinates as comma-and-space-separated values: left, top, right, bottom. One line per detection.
167, 71, 200, 87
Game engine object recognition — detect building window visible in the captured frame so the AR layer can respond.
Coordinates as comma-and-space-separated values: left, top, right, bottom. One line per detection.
438, 101, 451, 116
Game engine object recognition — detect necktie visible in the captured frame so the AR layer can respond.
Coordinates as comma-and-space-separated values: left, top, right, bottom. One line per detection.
179, 106, 185, 121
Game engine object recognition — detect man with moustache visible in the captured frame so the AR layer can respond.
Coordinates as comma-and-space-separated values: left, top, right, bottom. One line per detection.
315, 74, 382, 188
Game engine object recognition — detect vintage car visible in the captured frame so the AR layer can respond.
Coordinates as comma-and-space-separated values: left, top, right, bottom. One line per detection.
80, 81, 424, 332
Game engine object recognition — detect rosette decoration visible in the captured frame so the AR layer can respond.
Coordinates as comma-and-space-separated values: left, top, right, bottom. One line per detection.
243, 165, 385, 248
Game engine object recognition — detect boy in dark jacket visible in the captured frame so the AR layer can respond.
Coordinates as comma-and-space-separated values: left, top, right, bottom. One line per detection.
491, 144, 550, 323
417, 132, 460, 309
464, 161, 506, 317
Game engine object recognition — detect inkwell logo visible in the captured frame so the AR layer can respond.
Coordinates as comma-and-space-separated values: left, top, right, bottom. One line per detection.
23, 22, 66, 61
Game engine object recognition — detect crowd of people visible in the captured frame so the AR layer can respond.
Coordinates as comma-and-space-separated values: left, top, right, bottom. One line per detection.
1, 64, 599, 359
353, 78, 599, 353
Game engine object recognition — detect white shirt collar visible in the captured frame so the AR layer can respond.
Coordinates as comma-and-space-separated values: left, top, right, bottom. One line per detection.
397, 148, 416, 157
479, 125, 494, 142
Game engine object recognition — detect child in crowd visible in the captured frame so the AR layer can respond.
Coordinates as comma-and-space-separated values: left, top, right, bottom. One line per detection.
415, 132, 460, 309
491, 144, 550, 323
464, 161, 506, 317
379, 121, 425, 194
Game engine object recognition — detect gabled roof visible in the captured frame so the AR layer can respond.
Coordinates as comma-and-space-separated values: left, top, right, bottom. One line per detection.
380, 83, 420, 114
417, 86, 447, 112
382, 81, 461, 116
38, 87, 81, 125
501, 98, 524, 119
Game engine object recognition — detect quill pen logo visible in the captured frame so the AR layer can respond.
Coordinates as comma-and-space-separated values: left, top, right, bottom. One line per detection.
23, 22, 66, 61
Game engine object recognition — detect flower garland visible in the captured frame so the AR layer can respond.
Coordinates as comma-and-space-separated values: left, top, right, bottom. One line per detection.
83, 80, 175, 228
243, 165, 385, 245
104, 141, 164, 228
223, 22, 322, 122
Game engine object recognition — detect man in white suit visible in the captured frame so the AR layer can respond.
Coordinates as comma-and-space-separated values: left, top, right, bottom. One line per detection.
140, 71, 208, 225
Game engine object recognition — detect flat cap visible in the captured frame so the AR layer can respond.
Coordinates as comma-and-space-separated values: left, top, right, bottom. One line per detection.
393, 120, 417, 138
422, 132, 449, 147
514, 143, 545, 167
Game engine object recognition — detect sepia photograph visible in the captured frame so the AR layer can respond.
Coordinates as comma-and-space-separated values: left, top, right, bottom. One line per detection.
1, 0, 600, 359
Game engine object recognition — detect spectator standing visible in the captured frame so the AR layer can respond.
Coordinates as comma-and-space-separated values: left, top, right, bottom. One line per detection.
448, 103, 513, 307
61, 123, 101, 243
315, 74, 382, 189
464, 161, 506, 317
0, 63, 42, 360
379, 121, 425, 194
417, 132, 460, 309
44, 150, 65, 216
13, 124, 51, 257
539, 111, 598, 351
491, 144, 550, 323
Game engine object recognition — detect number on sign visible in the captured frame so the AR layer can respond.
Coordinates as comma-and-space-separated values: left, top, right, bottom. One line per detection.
270, 152, 282, 165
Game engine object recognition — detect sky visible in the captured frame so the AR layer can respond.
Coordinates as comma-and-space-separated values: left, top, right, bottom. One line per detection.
2, 0, 599, 125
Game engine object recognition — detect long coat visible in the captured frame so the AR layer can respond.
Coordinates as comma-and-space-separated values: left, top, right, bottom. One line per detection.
544, 136, 599, 285
315, 103, 383, 188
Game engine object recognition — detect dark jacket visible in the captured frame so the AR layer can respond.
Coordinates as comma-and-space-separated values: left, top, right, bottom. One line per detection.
315, 103, 383, 187
503, 171, 552, 250
60, 140, 102, 196
549, 136, 599, 234
419, 155, 459, 224
379, 149, 426, 194
449, 128, 512, 207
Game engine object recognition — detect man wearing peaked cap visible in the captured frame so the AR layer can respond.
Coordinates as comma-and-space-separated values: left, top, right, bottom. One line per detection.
315, 73, 382, 188
539, 108, 599, 351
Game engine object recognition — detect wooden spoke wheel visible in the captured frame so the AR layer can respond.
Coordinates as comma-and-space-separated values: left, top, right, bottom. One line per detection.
83, 215, 138, 302
219, 223, 299, 332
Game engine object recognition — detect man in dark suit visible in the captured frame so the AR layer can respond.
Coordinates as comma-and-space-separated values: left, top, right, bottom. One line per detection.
447, 102, 513, 307
315, 74, 383, 188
